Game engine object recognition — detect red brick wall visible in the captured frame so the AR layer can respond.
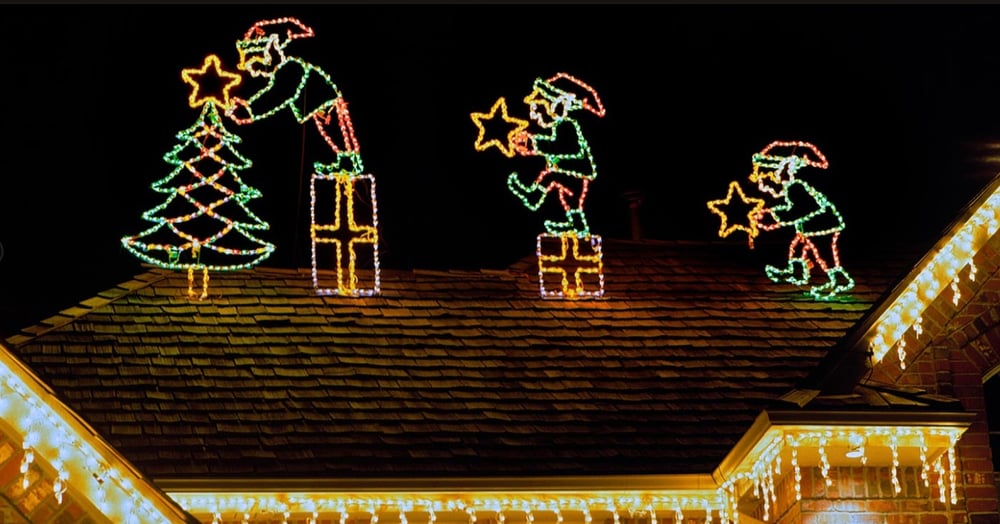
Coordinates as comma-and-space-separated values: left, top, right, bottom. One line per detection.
0, 431, 101, 524
769, 465, 965, 524
863, 239, 1000, 524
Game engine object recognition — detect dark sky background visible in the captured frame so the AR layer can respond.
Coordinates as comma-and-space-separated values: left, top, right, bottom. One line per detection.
2, 4, 1000, 336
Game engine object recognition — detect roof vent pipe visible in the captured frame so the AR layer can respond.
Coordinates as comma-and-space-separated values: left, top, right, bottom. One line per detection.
624, 191, 644, 241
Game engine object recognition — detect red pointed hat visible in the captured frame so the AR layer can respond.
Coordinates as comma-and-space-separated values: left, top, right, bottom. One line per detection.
752, 140, 829, 170
242, 17, 315, 48
525, 72, 606, 118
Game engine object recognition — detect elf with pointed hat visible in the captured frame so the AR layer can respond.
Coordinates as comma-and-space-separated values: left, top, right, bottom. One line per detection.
750, 140, 855, 300
507, 73, 606, 235
226, 17, 363, 176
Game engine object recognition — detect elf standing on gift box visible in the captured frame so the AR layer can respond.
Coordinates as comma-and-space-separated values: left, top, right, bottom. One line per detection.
226, 17, 364, 176
507, 73, 606, 236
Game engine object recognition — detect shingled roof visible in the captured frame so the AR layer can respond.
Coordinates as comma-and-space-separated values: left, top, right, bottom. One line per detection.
4, 239, 911, 481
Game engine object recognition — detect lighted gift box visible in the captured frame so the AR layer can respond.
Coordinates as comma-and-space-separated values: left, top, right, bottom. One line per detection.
537, 232, 604, 299
310, 172, 381, 296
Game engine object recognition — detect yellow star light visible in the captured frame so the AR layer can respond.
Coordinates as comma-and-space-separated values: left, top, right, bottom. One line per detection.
707, 181, 766, 244
471, 97, 530, 158
181, 54, 242, 109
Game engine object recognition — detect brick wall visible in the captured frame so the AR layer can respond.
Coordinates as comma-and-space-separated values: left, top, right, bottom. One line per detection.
0, 431, 102, 524
767, 465, 964, 524
860, 230, 1000, 524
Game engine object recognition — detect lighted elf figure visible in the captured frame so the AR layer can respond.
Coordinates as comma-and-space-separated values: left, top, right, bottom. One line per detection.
121, 55, 275, 300
506, 73, 606, 235
226, 17, 380, 296
749, 141, 855, 300
226, 17, 362, 176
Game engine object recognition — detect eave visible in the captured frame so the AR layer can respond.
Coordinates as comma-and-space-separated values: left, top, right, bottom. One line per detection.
0, 343, 196, 523
162, 409, 973, 523
830, 171, 1000, 379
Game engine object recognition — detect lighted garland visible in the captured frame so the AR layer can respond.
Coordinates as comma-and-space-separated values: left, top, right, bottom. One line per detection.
707, 141, 854, 300
171, 424, 963, 524
472, 73, 606, 299
228, 17, 380, 295
122, 55, 274, 300
0, 361, 176, 523
720, 426, 963, 524
868, 187, 1000, 368
174, 493, 727, 524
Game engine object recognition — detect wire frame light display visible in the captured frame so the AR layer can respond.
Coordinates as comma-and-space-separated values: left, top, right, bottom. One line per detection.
472, 73, 606, 299
229, 17, 380, 296
707, 141, 854, 300
121, 55, 274, 300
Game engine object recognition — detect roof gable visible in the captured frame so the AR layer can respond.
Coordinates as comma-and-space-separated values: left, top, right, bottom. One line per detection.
0, 343, 194, 522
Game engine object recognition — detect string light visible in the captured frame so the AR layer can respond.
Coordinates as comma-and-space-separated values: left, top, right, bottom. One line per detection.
472, 73, 606, 299
754, 141, 854, 300
473, 72, 604, 236
310, 173, 381, 296
919, 432, 930, 488
948, 434, 959, 504
709, 141, 854, 300
231, 18, 362, 175
869, 187, 1000, 365
715, 426, 964, 522
935, 456, 947, 503
121, 98, 275, 298
0, 359, 179, 523
181, 54, 242, 109
790, 439, 802, 501
228, 17, 379, 296
537, 233, 604, 299
707, 180, 767, 248
173, 494, 729, 524
471, 97, 530, 158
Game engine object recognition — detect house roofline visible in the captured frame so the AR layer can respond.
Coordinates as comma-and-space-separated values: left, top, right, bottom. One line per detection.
806, 171, 1000, 393
712, 408, 974, 486
157, 474, 720, 494
0, 342, 197, 523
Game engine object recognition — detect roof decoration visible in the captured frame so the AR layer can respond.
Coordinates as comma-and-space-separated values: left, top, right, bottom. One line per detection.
472, 73, 606, 299
229, 17, 380, 296
707, 141, 854, 300
121, 56, 274, 300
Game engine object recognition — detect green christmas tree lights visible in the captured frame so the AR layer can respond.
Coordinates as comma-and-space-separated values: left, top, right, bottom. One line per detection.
121, 55, 274, 299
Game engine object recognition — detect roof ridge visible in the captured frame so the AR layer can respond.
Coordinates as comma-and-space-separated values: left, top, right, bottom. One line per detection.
4, 266, 170, 347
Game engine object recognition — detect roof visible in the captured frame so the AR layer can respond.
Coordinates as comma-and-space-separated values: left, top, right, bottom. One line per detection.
2, 239, 912, 481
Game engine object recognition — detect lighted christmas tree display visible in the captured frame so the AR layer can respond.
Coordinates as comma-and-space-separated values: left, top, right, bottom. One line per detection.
706, 140, 854, 300
121, 55, 274, 299
472, 73, 606, 299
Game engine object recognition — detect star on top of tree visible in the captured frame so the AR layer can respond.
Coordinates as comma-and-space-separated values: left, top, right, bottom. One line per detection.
181, 54, 243, 109
707, 181, 766, 248
471, 97, 530, 158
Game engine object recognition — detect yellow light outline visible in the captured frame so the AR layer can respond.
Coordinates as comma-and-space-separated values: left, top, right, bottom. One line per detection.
471, 97, 530, 158
181, 54, 243, 109
707, 181, 766, 241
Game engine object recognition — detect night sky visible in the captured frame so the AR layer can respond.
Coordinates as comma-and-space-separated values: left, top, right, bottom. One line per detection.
2, 4, 1000, 336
